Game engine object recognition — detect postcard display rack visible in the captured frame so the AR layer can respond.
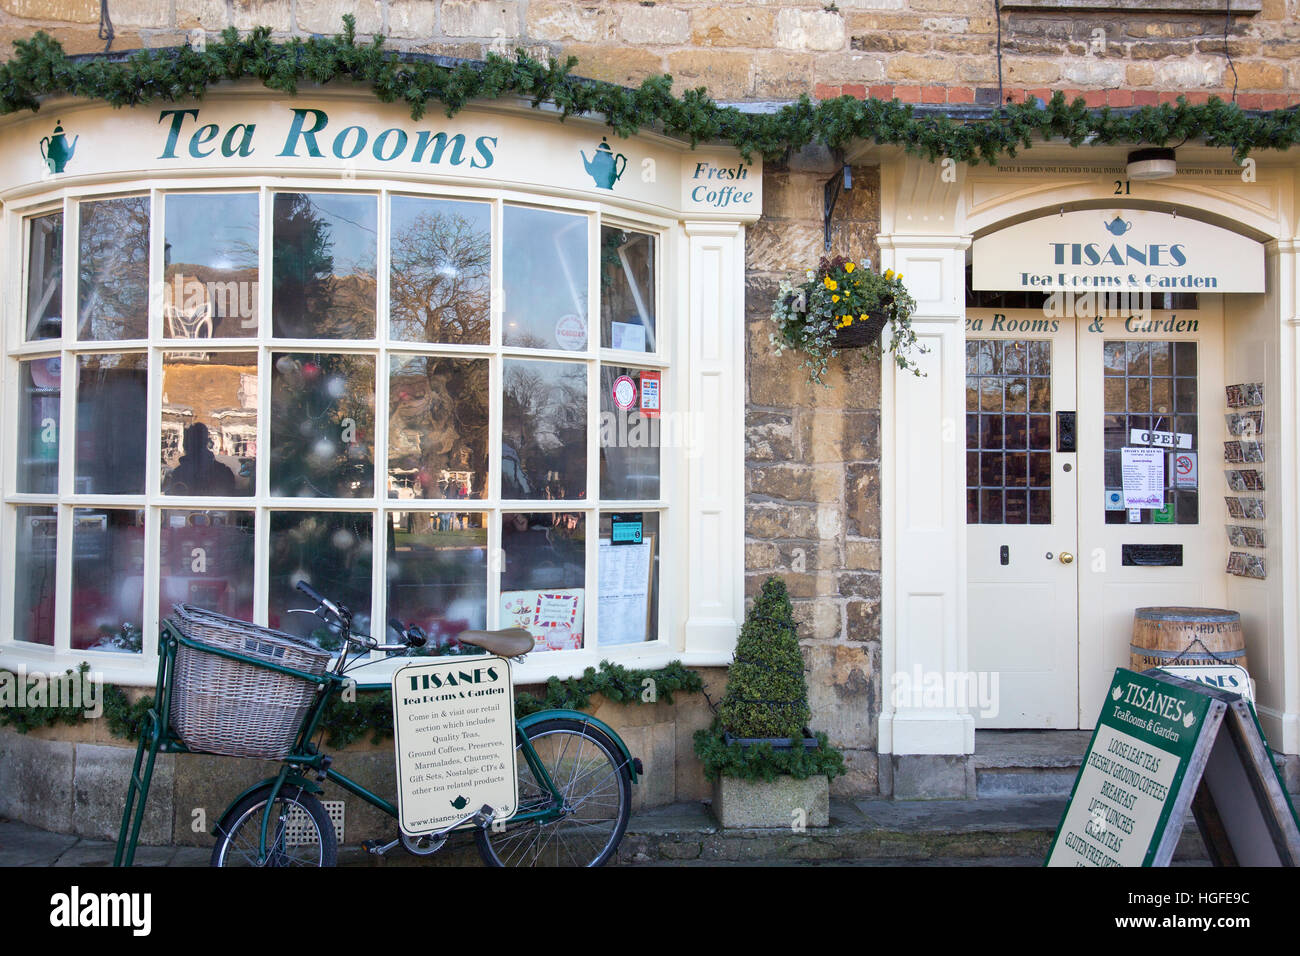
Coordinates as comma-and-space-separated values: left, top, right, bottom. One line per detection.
1224, 383, 1267, 580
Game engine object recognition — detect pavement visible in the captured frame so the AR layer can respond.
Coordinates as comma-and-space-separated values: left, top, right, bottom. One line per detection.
0, 796, 1211, 866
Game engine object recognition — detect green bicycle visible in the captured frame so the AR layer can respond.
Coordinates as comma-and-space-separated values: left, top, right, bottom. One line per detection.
115, 581, 639, 868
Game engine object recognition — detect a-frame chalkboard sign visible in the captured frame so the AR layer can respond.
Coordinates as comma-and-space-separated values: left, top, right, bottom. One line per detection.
1046, 668, 1300, 867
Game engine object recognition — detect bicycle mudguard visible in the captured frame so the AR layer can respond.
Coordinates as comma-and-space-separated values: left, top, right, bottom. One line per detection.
211, 774, 324, 835
516, 710, 641, 784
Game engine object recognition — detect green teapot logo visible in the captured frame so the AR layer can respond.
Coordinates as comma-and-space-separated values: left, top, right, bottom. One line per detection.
40, 121, 78, 174
580, 137, 627, 190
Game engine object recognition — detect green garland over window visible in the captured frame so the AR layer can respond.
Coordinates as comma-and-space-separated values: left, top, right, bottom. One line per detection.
0, 15, 1296, 164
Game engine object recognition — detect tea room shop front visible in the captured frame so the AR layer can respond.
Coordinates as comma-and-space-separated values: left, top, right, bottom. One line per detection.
868, 147, 1300, 776
0, 90, 762, 703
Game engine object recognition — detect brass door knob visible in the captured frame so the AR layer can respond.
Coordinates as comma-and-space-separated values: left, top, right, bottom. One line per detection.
1059, 552, 1074, 564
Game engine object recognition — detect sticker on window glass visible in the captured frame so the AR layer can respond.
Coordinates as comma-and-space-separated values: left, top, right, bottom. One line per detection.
1173, 452, 1197, 488
611, 321, 646, 352
554, 314, 587, 350
639, 370, 661, 419
500, 588, 584, 652
612, 375, 637, 411
610, 513, 643, 545
1105, 489, 1124, 511
1153, 501, 1175, 524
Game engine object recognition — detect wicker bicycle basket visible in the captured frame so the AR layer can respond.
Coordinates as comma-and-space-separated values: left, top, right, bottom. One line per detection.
167, 604, 332, 759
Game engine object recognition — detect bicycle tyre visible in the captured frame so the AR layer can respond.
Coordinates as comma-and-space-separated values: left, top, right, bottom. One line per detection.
475, 717, 632, 867
210, 783, 338, 867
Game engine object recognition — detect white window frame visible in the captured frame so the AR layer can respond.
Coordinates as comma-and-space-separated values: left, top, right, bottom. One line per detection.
0, 173, 696, 687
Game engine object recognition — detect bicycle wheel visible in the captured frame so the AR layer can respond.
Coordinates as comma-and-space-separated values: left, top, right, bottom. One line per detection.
210, 783, 338, 867
475, 718, 632, 867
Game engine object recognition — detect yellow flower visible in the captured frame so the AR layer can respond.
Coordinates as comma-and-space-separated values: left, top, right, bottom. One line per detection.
859, 313, 868, 321
832, 294, 840, 302
884, 269, 895, 280
823, 277, 838, 291
845, 262, 855, 273
843, 315, 854, 325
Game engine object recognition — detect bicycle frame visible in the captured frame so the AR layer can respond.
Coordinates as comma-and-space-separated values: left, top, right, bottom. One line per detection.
116, 617, 639, 866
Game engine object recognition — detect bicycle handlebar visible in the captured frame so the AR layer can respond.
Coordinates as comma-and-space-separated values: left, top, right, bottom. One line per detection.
295, 581, 424, 652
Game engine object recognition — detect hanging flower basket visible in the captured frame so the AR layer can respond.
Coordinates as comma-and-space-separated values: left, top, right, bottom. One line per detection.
769, 255, 923, 385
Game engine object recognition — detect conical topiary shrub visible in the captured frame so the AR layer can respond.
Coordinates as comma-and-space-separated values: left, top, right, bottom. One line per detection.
717, 576, 810, 740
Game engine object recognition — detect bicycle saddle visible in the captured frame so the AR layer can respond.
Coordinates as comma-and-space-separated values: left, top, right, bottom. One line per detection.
457, 628, 535, 658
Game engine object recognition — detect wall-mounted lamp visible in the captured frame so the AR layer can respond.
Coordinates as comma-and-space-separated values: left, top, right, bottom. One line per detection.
1126, 148, 1177, 181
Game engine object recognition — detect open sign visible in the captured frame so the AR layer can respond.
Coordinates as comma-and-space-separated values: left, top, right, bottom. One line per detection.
1130, 428, 1192, 449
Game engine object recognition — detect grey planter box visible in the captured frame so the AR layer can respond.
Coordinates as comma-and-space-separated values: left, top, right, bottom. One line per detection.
712, 774, 830, 829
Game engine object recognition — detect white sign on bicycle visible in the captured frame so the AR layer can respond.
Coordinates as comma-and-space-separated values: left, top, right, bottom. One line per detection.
391, 656, 519, 834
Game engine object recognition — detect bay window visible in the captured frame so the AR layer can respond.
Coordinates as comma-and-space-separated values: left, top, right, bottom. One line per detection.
4, 183, 671, 681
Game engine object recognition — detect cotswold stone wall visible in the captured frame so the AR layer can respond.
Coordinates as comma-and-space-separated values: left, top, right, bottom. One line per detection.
3, 1, 1297, 107
745, 160, 883, 797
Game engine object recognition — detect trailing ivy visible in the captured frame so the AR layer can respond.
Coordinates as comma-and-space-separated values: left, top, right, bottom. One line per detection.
0, 15, 1296, 163
693, 720, 846, 783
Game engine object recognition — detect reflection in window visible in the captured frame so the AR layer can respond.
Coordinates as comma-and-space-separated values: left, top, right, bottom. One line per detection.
76, 353, 148, 495
965, 339, 1051, 524
14, 507, 57, 646
26, 212, 62, 341
386, 511, 488, 656
72, 508, 145, 652
600, 227, 655, 352
1103, 340, 1198, 524
503, 205, 588, 350
600, 365, 660, 499
501, 512, 585, 653
502, 359, 587, 500
159, 510, 254, 621
268, 511, 373, 649
272, 193, 377, 339
598, 511, 659, 646
270, 353, 375, 498
164, 193, 260, 338
17, 357, 60, 494
388, 355, 488, 500
79, 196, 150, 340
162, 352, 257, 496
390, 196, 490, 344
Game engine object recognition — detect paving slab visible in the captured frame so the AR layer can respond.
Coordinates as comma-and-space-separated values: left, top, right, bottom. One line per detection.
973, 731, 1092, 768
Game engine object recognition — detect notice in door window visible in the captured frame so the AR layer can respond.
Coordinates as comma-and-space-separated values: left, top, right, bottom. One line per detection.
1121, 447, 1165, 509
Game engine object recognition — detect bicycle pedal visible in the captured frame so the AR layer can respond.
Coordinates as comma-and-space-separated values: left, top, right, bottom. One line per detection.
363, 837, 399, 856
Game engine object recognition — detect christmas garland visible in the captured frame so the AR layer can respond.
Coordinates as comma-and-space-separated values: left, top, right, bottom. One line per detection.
0, 659, 705, 749
0, 15, 1295, 163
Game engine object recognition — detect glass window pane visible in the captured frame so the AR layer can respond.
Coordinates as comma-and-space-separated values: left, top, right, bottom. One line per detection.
72, 508, 145, 653
388, 355, 488, 500
503, 205, 588, 350
502, 359, 587, 500
600, 365, 660, 500
268, 511, 372, 648
13, 506, 57, 645
162, 352, 257, 496
385, 510, 488, 656
389, 196, 490, 345
26, 212, 62, 341
270, 353, 375, 498
76, 353, 148, 495
272, 193, 377, 339
597, 511, 659, 645
164, 193, 260, 338
78, 196, 150, 340
159, 509, 254, 621
17, 357, 61, 494
500, 512, 585, 653
600, 226, 655, 352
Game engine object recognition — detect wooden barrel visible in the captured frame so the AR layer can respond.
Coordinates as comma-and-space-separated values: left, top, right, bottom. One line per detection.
1130, 607, 1247, 673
